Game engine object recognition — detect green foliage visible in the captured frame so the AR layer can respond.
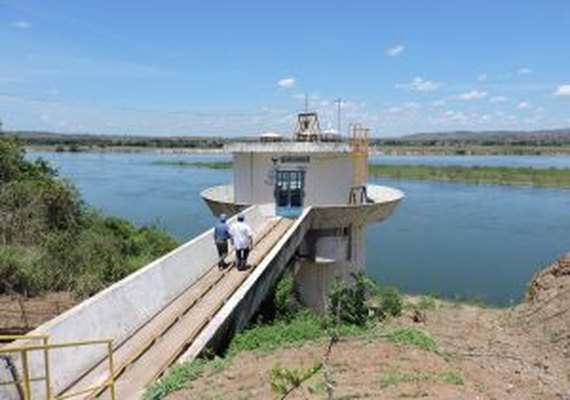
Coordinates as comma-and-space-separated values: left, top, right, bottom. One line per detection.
417, 295, 438, 310
268, 364, 321, 396
143, 359, 208, 400
273, 273, 303, 321
439, 370, 464, 385
386, 328, 438, 353
379, 371, 428, 388
152, 160, 232, 169
0, 137, 179, 297
0, 136, 56, 184
328, 271, 377, 327
0, 246, 43, 295
379, 370, 464, 389
373, 286, 404, 320
368, 164, 570, 189
228, 311, 325, 356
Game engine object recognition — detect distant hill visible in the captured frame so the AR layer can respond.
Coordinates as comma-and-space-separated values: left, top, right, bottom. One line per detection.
3, 127, 570, 151
2, 130, 227, 149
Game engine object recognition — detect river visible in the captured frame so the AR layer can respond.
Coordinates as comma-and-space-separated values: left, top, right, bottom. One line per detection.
28, 151, 570, 306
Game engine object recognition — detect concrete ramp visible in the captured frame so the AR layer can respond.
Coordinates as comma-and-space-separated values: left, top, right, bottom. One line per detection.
0, 206, 312, 400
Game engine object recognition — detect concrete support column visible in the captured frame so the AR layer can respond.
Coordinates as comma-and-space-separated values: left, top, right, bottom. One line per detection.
294, 225, 366, 313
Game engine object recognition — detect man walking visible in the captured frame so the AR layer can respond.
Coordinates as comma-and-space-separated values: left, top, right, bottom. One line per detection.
213, 213, 230, 269
230, 213, 253, 271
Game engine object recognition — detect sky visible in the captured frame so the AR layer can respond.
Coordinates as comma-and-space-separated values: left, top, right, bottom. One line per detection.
0, 0, 569, 137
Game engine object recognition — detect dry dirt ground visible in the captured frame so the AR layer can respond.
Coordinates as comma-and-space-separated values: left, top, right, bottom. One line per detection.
0, 292, 76, 334
166, 254, 570, 400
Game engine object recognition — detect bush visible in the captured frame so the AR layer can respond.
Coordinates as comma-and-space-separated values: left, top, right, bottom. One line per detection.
327, 271, 377, 327
0, 246, 43, 295
0, 137, 179, 297
375, 287, 404, 320
273, 273, 303, 321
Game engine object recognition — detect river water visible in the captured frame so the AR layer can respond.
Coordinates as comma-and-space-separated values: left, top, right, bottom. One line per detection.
29, 152, 570, 306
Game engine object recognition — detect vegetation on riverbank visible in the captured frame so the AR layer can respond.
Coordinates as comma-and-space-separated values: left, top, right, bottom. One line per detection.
0, 137, 179, 298
144, 272, 405, 399
152, 160, 232, 169
369, 164, 570, 188
376, 144, 570, 156
10, 127, 570, 155
153, 160, 570, 188
146, 255, 570, 399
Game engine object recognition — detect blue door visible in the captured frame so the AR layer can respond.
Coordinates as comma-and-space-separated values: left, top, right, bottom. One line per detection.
275, 170, 305, 218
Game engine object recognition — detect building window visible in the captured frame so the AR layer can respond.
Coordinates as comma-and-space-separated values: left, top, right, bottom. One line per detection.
275, 170, 305, 208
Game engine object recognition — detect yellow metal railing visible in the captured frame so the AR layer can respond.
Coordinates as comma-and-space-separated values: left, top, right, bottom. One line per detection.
0, 335, 115, 400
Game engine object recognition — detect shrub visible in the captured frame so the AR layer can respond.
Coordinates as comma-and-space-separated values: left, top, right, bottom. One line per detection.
375, 286, 403, 320
327, 271, 377, 327
0, 137, 179, 297
273, 273, 303, 321
0, 246, 43, 295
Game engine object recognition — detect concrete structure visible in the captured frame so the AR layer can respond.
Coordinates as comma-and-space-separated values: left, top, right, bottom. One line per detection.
0, 112, 403, 399
0, 207, 271, 400
202, 113, 404, 311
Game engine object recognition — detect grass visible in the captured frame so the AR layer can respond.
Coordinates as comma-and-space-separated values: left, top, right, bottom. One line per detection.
144, 358, 210, 400
152, 160, 232, 169
416, 295, 438, 310
379, 370, 464, 389
227, 311, 366, 356
369, 164, 570, 188
386, 328, 438, 353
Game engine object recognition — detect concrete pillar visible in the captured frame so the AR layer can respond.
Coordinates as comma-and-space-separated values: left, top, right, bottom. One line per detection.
294, 225, 366, 313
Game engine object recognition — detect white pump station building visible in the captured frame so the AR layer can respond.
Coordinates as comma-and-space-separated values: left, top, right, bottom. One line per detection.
202, 112, 404, 311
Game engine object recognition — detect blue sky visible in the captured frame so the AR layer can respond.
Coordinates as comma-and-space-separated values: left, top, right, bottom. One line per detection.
1, 0, 569, 137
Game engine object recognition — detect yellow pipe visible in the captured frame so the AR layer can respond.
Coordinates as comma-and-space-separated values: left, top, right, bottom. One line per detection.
20, 350, 31, 400
43, 335, 52, 399
107, 340, 116, 400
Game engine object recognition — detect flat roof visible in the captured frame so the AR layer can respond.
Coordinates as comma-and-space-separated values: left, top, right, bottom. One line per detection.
225, 141, 352, 154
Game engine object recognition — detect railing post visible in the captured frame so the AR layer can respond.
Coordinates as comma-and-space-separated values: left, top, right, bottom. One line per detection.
20, 350, 31, 400
43, 336, 52, 399
107, 340, 116, 400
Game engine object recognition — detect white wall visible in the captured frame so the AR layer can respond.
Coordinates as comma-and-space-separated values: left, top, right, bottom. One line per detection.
233, 152, 353, 207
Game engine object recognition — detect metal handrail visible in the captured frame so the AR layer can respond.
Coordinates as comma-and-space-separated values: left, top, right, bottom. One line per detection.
0, 335, 115, 400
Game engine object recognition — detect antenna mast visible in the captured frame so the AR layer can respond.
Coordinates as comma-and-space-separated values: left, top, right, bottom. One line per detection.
334, 97, 342, 135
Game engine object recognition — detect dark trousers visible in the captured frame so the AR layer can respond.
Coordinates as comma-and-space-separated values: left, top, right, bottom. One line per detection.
216, 241, 228, 267
236, 248, 250, 270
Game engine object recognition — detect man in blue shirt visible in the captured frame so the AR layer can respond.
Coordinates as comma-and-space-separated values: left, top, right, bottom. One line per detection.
213, 213, 231, 269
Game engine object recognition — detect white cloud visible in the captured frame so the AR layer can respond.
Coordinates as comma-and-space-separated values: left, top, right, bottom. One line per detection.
12, 20, 31, 29
458, 90, 488, 100
386, 107, 402, 114
396, 76, 441, 92
277, 77, 296, 89
431, 99, 446, 107
517, 101, 531, 109
553, 84, 570, 96
517, 67, 532, 75
403, 101, 421, 110
442, 110, 468, 123
477, 73, 488, 82
489, 96, 508, 103
386, 44, 405, 57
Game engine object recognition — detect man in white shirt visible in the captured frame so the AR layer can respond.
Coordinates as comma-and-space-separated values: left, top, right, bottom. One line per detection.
230, 213, 253, 271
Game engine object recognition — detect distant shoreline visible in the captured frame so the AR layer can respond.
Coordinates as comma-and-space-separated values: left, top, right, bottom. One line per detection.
25, 144, 570, 156
25, 145, 224, 154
